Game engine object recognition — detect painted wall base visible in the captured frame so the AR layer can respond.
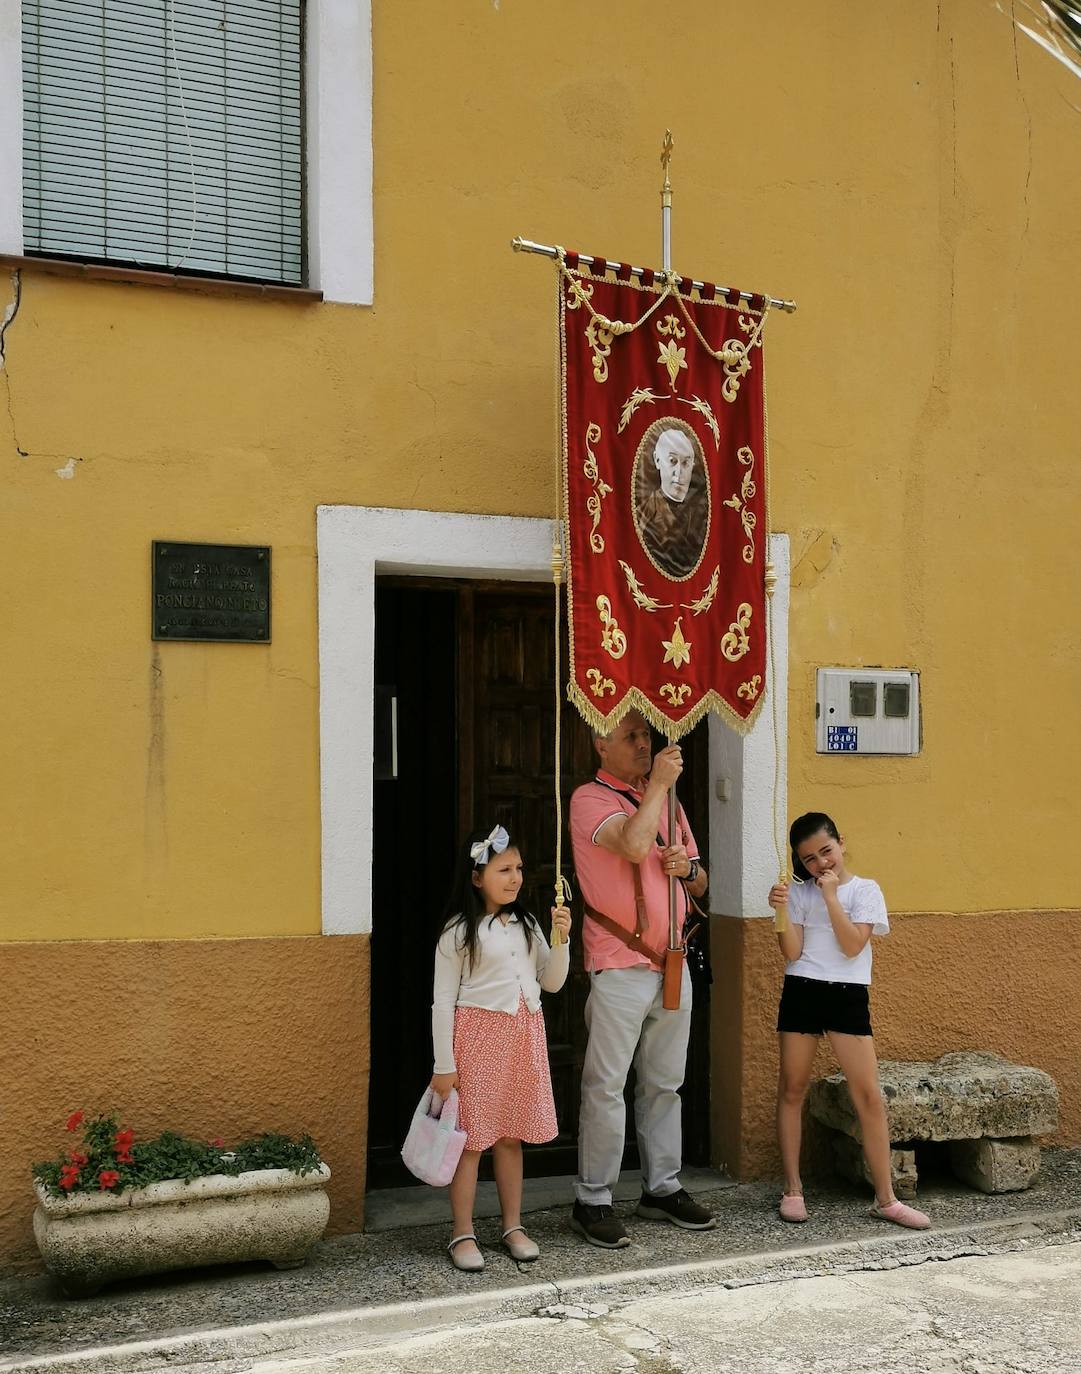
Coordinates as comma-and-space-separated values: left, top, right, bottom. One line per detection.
2, 936, 369, 1274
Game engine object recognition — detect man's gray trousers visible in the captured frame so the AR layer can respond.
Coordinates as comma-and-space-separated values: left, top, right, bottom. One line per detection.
575, 962, 693, 1205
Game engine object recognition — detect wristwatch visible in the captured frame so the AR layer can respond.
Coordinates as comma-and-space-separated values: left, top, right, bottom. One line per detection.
686, 859, 699, 884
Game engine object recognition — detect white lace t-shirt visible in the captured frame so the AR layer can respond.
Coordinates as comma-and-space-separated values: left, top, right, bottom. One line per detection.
784, 876, 889, 985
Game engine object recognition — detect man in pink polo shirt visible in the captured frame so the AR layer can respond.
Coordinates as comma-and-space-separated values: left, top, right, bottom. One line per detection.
569, 709, 715, 1248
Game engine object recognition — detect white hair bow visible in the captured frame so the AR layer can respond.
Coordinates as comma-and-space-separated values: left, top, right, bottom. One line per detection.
470, 824, 510, 866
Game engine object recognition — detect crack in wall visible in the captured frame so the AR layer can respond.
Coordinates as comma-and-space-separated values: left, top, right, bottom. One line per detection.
0, 269, 21, 367
1, 269, 28, 457
1010, 1, 1035, 253
0, 269, 75, 467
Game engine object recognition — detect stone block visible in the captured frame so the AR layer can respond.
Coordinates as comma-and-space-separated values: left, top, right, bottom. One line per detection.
808, 1052, 1058, 1144
949, 1136, 1041, 1194
831, 1133, 918, 1199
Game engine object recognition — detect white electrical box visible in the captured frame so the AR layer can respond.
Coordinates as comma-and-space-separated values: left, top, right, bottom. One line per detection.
816, 668, 920, 755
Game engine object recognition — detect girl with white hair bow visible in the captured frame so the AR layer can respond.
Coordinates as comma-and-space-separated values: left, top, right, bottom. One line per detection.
430, 824, 572, 1271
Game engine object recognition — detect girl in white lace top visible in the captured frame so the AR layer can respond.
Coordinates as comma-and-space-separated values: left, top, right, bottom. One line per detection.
429, 825, 570, 1271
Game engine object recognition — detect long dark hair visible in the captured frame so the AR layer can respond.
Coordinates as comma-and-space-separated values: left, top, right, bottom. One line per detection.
789, 812, 841, 881
439, 828, 536, 970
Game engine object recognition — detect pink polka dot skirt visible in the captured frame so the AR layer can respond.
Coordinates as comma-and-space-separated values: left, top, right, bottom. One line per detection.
452, 996, 559, 1152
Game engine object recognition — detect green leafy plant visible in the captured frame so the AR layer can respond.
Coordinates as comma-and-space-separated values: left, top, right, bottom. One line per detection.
33, 1111, 323, 1199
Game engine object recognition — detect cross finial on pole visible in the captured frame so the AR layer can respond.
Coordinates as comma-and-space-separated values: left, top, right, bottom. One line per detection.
660, 130, 674, 199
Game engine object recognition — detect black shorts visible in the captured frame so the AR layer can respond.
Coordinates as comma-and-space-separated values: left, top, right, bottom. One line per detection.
776, 974, 873, 1037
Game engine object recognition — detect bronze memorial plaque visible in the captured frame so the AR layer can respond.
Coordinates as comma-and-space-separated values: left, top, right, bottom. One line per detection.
152, 542, 271, 643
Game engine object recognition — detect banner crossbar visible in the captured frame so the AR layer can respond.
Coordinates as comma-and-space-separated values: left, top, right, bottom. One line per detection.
511, 236, 797, 314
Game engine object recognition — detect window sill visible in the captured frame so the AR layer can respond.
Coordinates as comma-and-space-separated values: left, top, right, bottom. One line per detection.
0, 254, 323, 303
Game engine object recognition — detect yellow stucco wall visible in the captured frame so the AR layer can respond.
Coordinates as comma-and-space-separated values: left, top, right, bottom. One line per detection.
3, 1, 1080, 944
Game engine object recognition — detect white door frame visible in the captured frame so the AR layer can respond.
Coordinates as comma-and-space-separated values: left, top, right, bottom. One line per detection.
315, 504, 788, 935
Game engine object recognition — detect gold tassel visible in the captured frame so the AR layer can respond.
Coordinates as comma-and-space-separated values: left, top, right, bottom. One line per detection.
773, 866, 790, 934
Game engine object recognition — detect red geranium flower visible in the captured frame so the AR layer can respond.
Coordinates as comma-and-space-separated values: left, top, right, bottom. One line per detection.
65, 1111, 85, 1133
116, 1152, 134, 1166
209, 1137, 225, 1148
114, 1128, 135, 1151
59, 1164, 81, 1191
98, 1170, 121, 1190
69, 1151, 89, 1166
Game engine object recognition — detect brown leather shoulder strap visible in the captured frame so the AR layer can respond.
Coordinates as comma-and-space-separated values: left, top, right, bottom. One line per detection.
631, 862, 647, 935
583, 901, 666, 969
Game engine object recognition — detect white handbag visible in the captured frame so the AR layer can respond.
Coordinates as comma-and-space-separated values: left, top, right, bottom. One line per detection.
400, 1087, 467, 1187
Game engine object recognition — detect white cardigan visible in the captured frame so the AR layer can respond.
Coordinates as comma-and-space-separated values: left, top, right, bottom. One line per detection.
431, 913, 570, 1074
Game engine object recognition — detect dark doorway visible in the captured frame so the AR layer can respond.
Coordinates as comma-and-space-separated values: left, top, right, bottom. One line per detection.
367, 584, 459, 1191
366, 579, 712, 1190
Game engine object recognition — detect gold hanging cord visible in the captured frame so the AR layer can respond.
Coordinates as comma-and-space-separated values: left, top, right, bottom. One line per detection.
550, 529, 570, 944
550, 272, 572, 941
763, 394, 790, 932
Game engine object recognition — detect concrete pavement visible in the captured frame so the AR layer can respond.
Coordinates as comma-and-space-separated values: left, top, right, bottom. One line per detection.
3, 1150, 1081, 1372
245, 1239, 1081, 1374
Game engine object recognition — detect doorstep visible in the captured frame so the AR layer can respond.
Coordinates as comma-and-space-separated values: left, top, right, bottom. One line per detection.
364, 1165, 736, 1231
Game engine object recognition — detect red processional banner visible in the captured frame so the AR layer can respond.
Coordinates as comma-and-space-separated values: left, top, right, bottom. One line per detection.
560, 253, 771, 740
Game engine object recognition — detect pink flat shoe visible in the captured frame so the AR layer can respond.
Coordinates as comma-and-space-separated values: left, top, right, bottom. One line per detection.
869, 1199, 931, 1230
779, 1192, 808, 1223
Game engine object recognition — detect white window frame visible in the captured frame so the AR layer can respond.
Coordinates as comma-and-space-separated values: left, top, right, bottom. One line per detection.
0, 0, 373, 306
315, 505, 789, 936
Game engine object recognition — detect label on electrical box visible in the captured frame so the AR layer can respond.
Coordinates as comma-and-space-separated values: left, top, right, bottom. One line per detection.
827, 726, 859, 752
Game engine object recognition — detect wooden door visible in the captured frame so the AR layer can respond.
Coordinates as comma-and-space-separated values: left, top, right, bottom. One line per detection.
367, 579, 712, 1190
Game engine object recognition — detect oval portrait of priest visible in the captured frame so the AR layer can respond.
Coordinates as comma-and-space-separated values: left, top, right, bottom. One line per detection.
632, 417, 710, 581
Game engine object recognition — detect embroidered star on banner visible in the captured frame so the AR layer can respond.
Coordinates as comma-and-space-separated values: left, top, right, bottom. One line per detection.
662, 617, 691, 670
657, 340, 688, 390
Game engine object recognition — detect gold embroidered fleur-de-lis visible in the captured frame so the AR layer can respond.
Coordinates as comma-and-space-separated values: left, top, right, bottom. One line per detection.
659, 682, 692, 707
657, 314, 686, 339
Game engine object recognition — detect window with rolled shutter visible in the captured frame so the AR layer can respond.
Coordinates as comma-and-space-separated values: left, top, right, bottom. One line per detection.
22, 0, 304, 285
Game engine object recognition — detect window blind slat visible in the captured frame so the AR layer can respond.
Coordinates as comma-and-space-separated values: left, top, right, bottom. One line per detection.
25, 164, 303, 202
37, 21, 300, 83
23, 0, 304, 285
32, 119, 305, 159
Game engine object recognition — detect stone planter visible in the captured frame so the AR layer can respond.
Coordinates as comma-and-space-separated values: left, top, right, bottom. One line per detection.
33, 1163, 331, 1297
